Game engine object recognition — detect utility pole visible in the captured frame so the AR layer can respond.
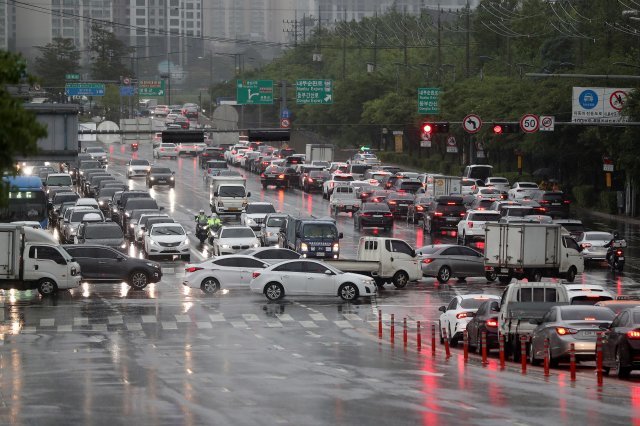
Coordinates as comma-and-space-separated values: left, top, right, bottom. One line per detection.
465, 0, 470, 78
437, 5, 442, 78
342, 8, 347, 80
373, 12, 378, 70
303, 14, 306, 43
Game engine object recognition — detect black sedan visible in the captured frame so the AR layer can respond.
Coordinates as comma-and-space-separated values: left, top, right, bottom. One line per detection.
63, 244, 162, 290
303, 170, 330, 193
261, 166, 289, 189
146, 167, 175, 188
386, 192, 415, 217
353, 203, 393, 231
199, 147, 226, 167
466, 299, 501, 352
602, 306, 640, 378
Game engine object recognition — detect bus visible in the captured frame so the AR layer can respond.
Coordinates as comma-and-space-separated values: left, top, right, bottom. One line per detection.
0, 176, 48, 229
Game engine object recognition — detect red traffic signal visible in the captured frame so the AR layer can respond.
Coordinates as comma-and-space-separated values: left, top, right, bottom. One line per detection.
420, 122, 449, 134
491, 122, 520, 134
422, 123, 433, 134
493, 124, 503, 134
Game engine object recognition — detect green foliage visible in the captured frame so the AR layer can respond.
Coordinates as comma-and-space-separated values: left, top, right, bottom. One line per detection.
571, 185, 596, 208
88, 25, 132, 81
597, 191, 617, 214
33, 38, 80, 88
0, 51, 48, 205
100, 85, 122, 122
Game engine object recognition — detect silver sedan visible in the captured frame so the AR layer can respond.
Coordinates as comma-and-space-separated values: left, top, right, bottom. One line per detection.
576, 231, 612, 262
529, 305, 615, 366
416, 244, 497, 284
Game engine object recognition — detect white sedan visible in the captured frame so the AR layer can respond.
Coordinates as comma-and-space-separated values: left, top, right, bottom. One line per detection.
508, 182, 543, 200
438, 294, 500, 346
212, 226, 260, 256
249, 259, 376, 301
126, 159, 151, 178
183, 255, 270, 294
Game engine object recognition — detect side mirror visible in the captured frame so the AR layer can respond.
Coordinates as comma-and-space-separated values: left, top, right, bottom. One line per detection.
159, 207, 165, 211
214, 192, 219, 197
411, 250, 416, 258
247, 192, 251, 197
598, 323, 609, 330
338, 232, 344, 239
324, 269, 332, 275
117, 256, 125, 262
438, 306, 446, 313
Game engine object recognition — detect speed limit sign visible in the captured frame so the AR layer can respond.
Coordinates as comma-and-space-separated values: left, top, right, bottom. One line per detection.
519, 114, 539, 133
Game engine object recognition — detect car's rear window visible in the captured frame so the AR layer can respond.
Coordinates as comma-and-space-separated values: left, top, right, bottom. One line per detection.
469, 213, 501, 221
460, 298, 493, 309
543, 193, 564, 201
436, 205, 465, 213
518, 287, 557, 302
561, 309, 615, 320
399, 182, 422, 192
571, 296, 614, 305
363, 203, 390, 212
335, 175, 354, 182
586, 233, 612, 241
519, 183, 539, 189
489, 178, 508, 184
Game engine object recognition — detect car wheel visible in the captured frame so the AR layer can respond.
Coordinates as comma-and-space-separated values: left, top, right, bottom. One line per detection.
392, 270, 409, 288
529, 343, 541, 366
439, 321, 444, 344
264, 282, 284, 301
338, 283, 359, 301
530, 269, 542, 282
436, 266, 452, 284
129, 270, 149, 290
200, 277, 220, 294
498, 276, 512, 285
449, 326, 458, 347
566, 266, 577, 283
462, 233, 468, 246
37, 278, 58, 296
485, 271, 497, 282
616, 346, 632, 378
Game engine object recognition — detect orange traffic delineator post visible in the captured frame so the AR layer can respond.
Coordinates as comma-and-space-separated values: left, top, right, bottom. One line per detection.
390, 313, 395, 345
520, 336, 528, 374
481, 331, 488, 365
378, 309, 382, 339
596, 333, 604, 386
443, 328, 451, 359
499, 333, 506, 369
417, 321, 422, 352
431, 324, 436, 356
569, 343, 576, 382
403, 317, 408, 348
463, 330, 469, 363
543, 338, 550, 377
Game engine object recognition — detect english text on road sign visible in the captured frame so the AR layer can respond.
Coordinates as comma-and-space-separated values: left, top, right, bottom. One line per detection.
237, 80, 274, 105
520, 114, 539, 133
65, 83, 105, 96
418, 88, 440, 114
296, 79, 333, 104
539, 115, 555, 132
138, 80, 165, 96
463, 114, 482, 133
446, 146, 458, 153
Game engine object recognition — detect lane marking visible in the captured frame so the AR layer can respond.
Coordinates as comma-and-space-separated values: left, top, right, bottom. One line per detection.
57, 325, 72, 332
108, 315, 124, 325
334, 320, 353, 329
276, 313, 295, 322
161, 321, 178, 330
126, 323, 143, 331
40, 318, 54, 327
309, 313, 327, 321
174, 314, 191, 323
242, 314, 261, 322
343, 313, 363, 321
196, 321, 212, 329
209, 313, 225, 322
74, 317, 89, 326
299, 321, 319, 329
141, 315, 157, 323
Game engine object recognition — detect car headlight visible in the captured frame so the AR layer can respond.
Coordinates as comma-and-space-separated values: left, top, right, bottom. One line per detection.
113, 207, 118, 213
170, 177, 174, 180
128, 167, 132, 171
183, 238, 189, 245
120, 242, 127, 249
150, 177, 155, 180
99, 200, 104, 206
266, 231, 272, 237
253, 243, 260, 248
301, 243, 308, 252
129, 223, 135, 228
125, 212, 130, 217
221, 244, 230, 249
146, 262, 159, 268
333, 243, 339, 252
149, 239, 158, 245
246, 218, 255, 225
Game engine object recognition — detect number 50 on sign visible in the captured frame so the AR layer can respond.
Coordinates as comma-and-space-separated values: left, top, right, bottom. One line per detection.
520, 114, 539, 133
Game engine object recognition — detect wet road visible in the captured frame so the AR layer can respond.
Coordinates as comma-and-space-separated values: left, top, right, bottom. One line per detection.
1, 142, 640, 424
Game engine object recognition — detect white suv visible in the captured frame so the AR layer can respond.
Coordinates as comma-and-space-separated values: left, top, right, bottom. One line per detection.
457, 210, 501, 246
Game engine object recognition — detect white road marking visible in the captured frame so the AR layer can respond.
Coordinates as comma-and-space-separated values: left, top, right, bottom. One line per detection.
242, 314, 261, 322
273, 344, 285, 350
57, 325, 72, 332
40, 318, 54, 327
309, 313, 327, 321
299, 321, 319, 329
174, 314, 191, 323
73, 317, 89, 326
161, 268, 175, 274
266, 321, 283, 328
291, 353, 303, 358
230, 321, 249, 329
276, 313, 295, 322
343, 313, 362, 321
209, 313, 225, 322
141, 315, 157, 323
161, 321, 178, 330
22, 326, 36, 333
196, 321, 212, 329
108, 316, 124, 325
334, 320, 353, 329
92, 324, 107, 332
126, 323, 143, 331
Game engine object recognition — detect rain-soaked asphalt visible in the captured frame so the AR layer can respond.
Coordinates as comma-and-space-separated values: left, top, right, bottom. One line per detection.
1, 141, 640, 424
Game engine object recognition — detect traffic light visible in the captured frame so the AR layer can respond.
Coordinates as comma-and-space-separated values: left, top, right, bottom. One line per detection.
421, 122, 450, 134
491, 123, 520, 134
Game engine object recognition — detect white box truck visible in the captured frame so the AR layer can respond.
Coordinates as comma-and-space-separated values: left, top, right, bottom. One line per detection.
325, 237, 423, 288
423, 174, 462, 198
0, 224, 81, 295
483, 223, 583, 284
209, 176, 250, 215
305, 144, 334, 164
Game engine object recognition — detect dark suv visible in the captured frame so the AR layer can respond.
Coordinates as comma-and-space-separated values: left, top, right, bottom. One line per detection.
63, 244, 162, 290
533, 191, 570, 218
423, 195, 466, 234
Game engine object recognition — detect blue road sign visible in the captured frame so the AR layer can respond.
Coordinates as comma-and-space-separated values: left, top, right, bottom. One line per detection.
120, 85, 136, 96
65, 83, 105, 96
579, 89, 598, 109
281, 108, 291, 119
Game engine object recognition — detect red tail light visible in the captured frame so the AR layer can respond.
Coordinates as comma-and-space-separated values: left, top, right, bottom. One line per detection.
252, 271, 261, 279
468, 221, 473, 228
581, 243, 592, 249
160, 148, 165, 152
434, 212, 443, 216
447, 202, 456, 205
460, 212, 466, 217
207, 168, 211, 173
185, 267, 203, 273
563, 200, 571, 204
232, 150, 236, 154
556, 327, 578, 336
388, 201, 397, 205
539, 200, 549, 204
616, 249, 624, 256
260, 173, 265, 178
627, 330, 640, 339
278, 174, 285, 179
308, 177, 313, 182
361, 213, 372, 217
456, 312, 470, 319
475, 241, 485, 250
486, 319, 498, 328
383, 213, 393, 217
422, 258, 434, 264
262, 161, 269, 165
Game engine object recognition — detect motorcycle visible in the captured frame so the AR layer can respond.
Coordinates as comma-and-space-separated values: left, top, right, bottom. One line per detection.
131, 143, 139, 152
195, 222, 208, 244
207, 223, 221, 245
607, 246, 625, 272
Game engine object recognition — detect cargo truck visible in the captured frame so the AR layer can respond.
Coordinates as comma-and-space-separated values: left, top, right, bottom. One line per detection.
209, 175, 249, 215
422, 174, 462, 198
0, 224, 81, 295
278, 216, 343, 258
483, 223, 583, 284
305, 144, 334, 164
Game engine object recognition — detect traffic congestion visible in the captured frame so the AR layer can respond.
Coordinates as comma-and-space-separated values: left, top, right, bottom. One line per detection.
2, 110, 640, 423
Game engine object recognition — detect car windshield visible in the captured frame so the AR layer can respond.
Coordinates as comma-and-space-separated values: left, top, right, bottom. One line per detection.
152, 225, 185, 236
460, 298, 493, 309
151, 168, 172, 174
130, 160, 149, 166
98, 188, 118, 198
506, 207, 535, 217
266, 217, 285, 227
54, 193, 79, 204
71, 211, 101, 222
586, 233, 612, 241
246, 204, 275, 214
560, 309, 615, 321
219, 187, 245, 197
310, 171, 330, 178
519, 183, 539, 189
302, 224, 337, 238
221, 228, 255, 238
469, 213, 501, 221
85, 225, 123, 239
47, 175, 72, 186
126, 199, 158, 210
334, 175, 354, 182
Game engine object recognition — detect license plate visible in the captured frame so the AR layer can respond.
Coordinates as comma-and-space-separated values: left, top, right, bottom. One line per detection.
500, 268, 510, 273
618, 256, 625, 261
373, 215, 382, 218
446, 217, 458, 221
581, 330, 596, 336
158, 180, 166, 183
316, 251, 325, 257
228, 208, 239, 211
552, 203, 561, 206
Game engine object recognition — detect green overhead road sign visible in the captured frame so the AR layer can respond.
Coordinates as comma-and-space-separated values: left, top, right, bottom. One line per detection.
139, 80, 165, 96
65, 73, 80, 80
296, 79, 333, 104
418, 87, 440, 114
64, 83, 105, 96
236, 80, 274, 105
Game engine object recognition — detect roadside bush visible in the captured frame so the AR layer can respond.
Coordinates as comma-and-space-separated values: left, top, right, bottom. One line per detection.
597, 191, 617, 214
571, 185, 596, 208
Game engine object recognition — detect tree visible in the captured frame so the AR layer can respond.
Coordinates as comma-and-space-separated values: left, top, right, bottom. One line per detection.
88, 24, 132, 81
33, 38, 80, 88
0, 51, 48, 204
